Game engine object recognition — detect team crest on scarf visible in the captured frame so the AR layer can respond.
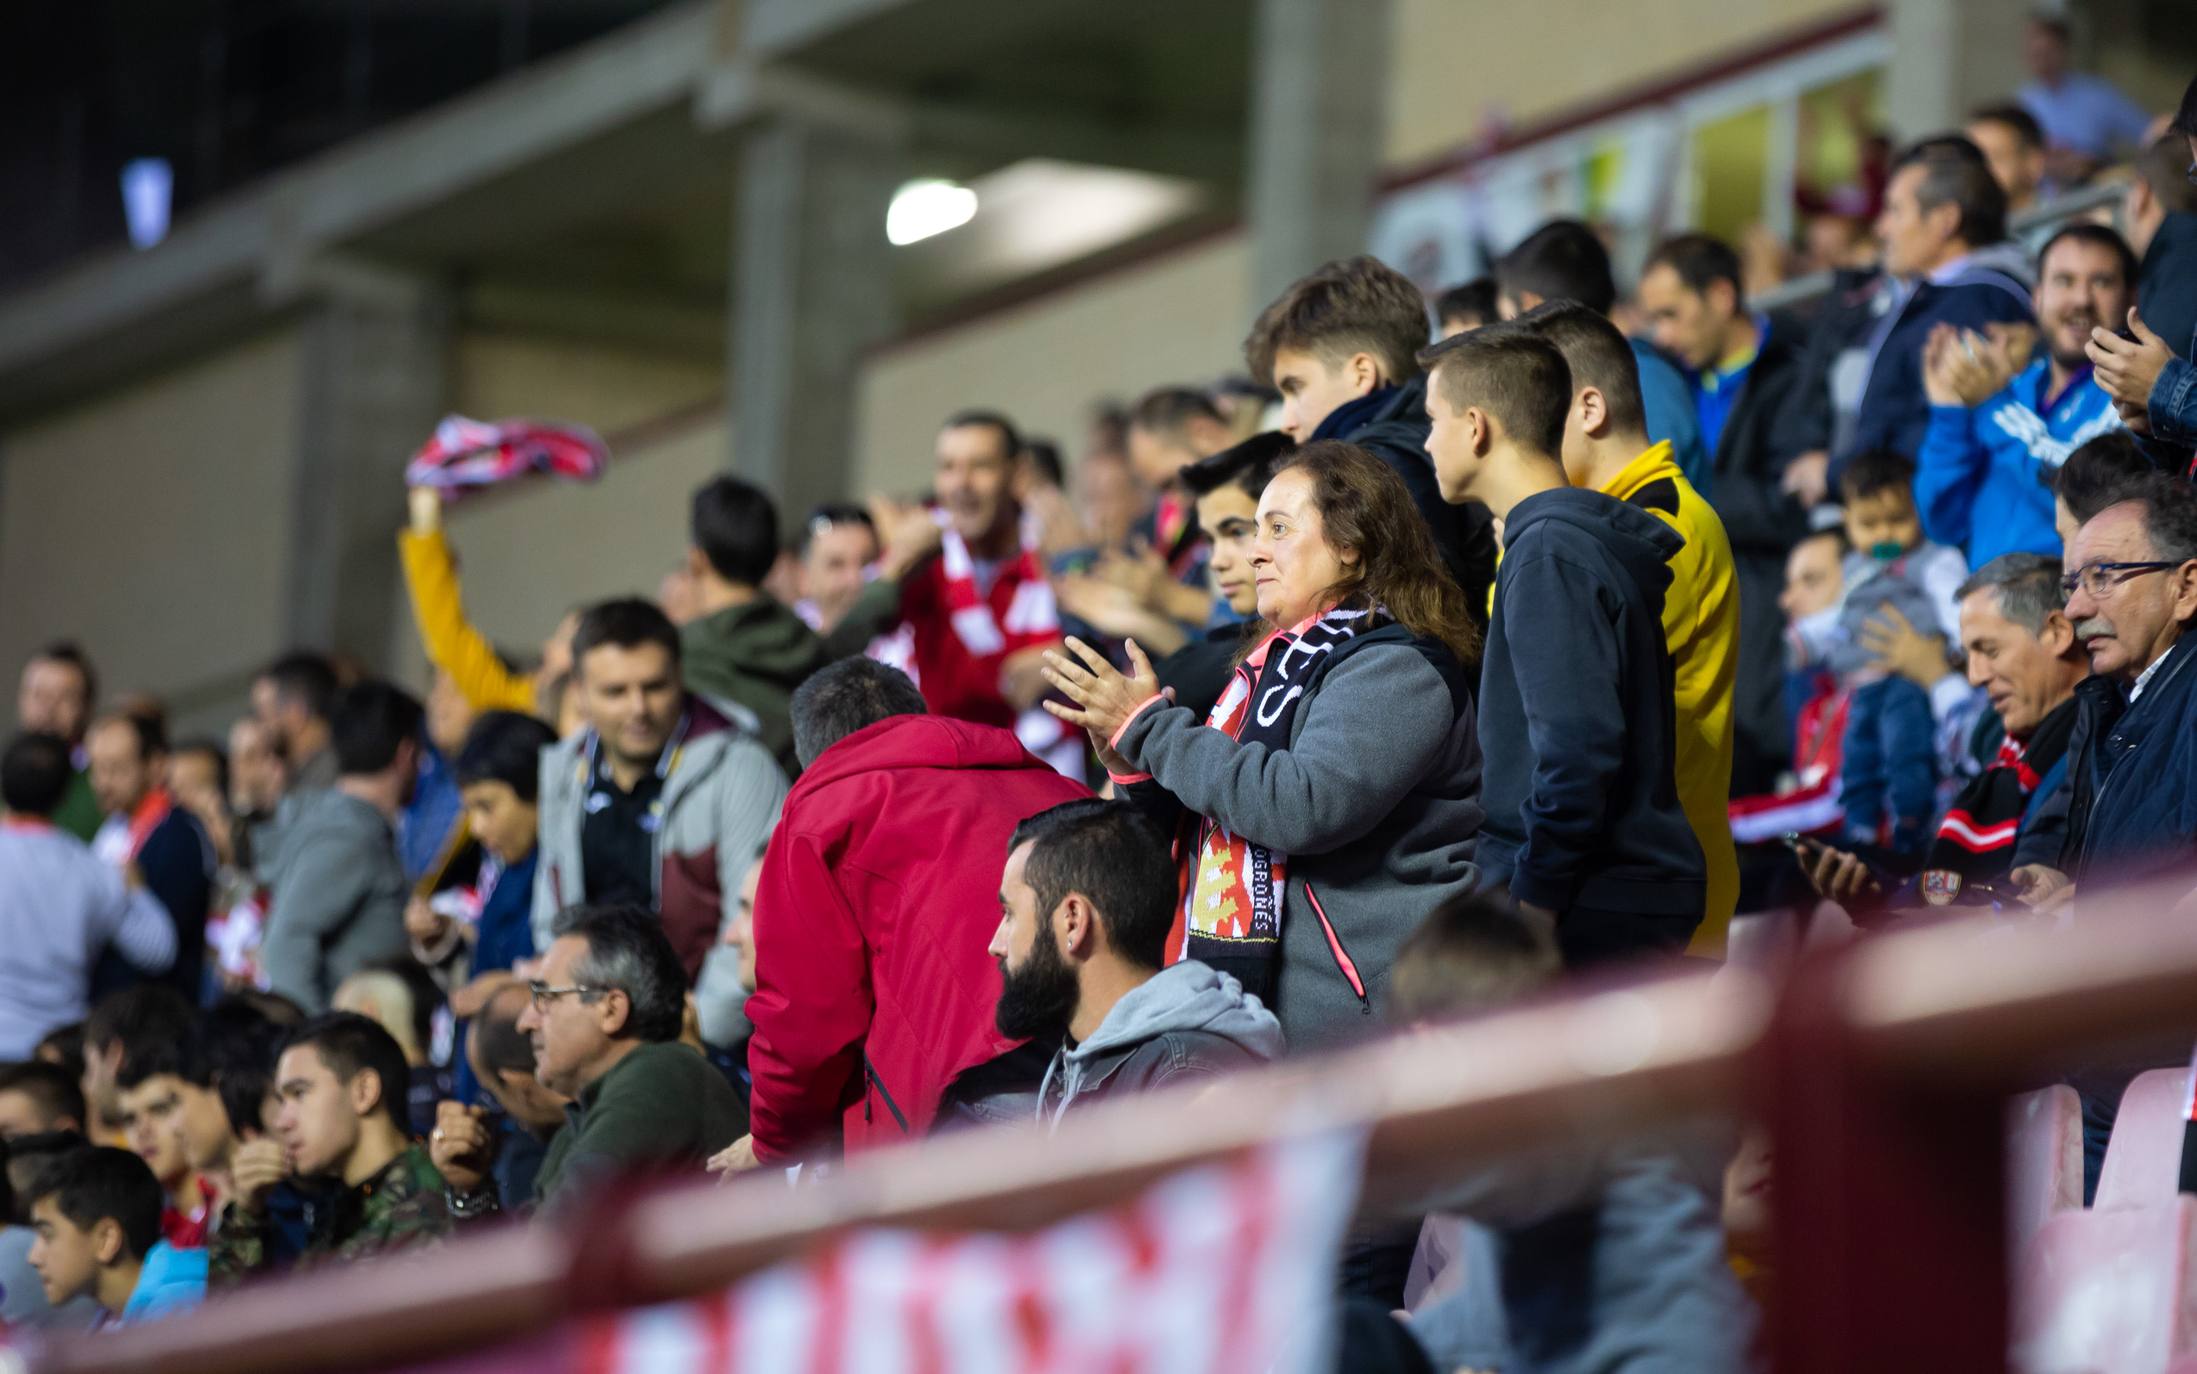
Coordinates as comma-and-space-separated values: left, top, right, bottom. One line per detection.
1920, 869, 1963, 906
1178, 607, 1381, 990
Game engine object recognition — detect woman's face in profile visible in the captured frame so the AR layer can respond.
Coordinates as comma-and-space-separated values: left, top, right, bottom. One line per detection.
1250, 467, 1352, 627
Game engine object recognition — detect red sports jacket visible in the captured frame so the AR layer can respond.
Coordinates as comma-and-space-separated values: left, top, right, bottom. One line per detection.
745, 714, 1088, 1161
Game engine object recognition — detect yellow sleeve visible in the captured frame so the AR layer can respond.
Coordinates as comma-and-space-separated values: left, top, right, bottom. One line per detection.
398, 530, 537, 715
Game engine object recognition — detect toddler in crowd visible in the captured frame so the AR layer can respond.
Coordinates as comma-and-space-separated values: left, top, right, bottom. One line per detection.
1795, 452, 1969, 860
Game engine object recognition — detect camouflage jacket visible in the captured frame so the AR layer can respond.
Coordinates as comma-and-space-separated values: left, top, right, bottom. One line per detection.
210, 1144, 452, 1287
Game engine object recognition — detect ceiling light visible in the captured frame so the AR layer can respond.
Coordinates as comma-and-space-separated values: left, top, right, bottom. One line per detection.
886, 179, 977, 246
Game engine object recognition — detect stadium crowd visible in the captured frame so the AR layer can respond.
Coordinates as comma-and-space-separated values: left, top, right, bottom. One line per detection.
3, 30, 2196, 1373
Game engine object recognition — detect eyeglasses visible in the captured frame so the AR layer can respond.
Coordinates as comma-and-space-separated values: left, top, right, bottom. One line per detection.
2059, 560, 2183, 598
2186, 160, 2197, 190
526, 981, 606, 1009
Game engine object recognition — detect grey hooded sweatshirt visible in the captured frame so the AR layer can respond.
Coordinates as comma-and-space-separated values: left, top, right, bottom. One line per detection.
1037, 961, 1284, 1128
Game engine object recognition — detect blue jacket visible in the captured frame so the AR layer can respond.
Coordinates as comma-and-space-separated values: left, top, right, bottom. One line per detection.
1833, 243, 2035, 486
2150, 349, 2197, 458
1916, 357, 2123, 564
1632, 338, 1712, 496
2061, 633, 2197, 881
117, 1240, 206, 1324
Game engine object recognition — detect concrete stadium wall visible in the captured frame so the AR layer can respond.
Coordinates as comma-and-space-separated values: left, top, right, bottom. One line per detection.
0, 329, 304, 735
1384, 0, 1866, 167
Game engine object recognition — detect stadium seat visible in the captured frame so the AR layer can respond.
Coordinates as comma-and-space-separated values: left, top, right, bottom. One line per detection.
2012, 1197, 2197, 1374
2096, 1069, 2194, 1211
2009, 1085, 2083, 1252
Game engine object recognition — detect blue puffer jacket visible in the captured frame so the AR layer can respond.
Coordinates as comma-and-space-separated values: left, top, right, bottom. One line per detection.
2060, 632, 2197, 881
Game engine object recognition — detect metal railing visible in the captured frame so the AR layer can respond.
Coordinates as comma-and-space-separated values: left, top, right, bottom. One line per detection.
25, 869, 2197, 1374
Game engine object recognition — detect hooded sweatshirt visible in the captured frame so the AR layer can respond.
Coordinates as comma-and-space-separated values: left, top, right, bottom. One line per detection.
680, 597, 831, 777
1037, 960, 1284, 1128
1322, 376, 1500, 622
745, 714, 1088, 1161
1477, 488, 1705, 960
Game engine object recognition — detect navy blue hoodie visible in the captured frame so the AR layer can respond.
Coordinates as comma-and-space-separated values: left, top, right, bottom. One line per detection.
1477, 488, 1705, 963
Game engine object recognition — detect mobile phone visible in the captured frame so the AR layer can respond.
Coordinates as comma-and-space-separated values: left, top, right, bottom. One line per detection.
1780, 832, 1815, 852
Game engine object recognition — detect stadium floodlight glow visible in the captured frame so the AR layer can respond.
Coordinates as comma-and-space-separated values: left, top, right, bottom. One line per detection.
886, 179, 978, 246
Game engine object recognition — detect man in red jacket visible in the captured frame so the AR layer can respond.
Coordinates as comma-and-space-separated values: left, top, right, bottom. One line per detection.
733, 658, 1088, 1167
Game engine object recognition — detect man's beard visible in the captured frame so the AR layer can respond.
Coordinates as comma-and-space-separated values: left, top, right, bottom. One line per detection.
994, 935, 1077, 1042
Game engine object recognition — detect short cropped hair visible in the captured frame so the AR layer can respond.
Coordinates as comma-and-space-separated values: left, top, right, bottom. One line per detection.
171, 738, 228, 799
571, 597, 682, 672
1, 733, 73, 817
330, 680, 424, 777
1969, 102, 2045, 152
2174, 73, 2197, 137
690, 476, 780, 587
91, 710, 167, 763
1388, 893, 1560, 1023
548, 905, 688, 1044
2050, 432, 2155, 523
1243, 255, 1432, 386
29, 643, 98, 713
1891, 136, 2008, 250
1496, 220, 1617, 315
0, 1062, 86, 1133
1511, 299, 1648, 437
1178, 431, 1295, 502
277, 1013, 411, 1133
471, 984, 537, 1080
942, 410, 1023, 463
2135, 135, 2197, 217
1008, 800, 1178, 971
2036, 222, 2138, 295
1129, 387, 1225, 438
1838, 450, 1918, 505
1956, 553, 2066, 635
790, 657, 927, 769
84, 985, 197, 1068
798, 503, 878, 555
27, 1147, 164, 1262
455, 711, 557, 802
1434, 278, 1499, 330
1415, 322, 1574, 458
257, 652, 338, 723
1644, 232, 1745, 309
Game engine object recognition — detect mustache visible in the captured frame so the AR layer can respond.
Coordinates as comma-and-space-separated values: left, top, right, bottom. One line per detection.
2075, 616, 2114, 640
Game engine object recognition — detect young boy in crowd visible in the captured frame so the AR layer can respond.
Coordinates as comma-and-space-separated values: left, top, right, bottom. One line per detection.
25, 1146, 206, 1325
1808, 452, 1970, 860
1389, 894, 1754, 1374
1420, 322, 1707, 964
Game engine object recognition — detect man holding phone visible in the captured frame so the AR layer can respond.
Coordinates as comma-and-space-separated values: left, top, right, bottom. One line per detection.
1799, 554, 2086, 916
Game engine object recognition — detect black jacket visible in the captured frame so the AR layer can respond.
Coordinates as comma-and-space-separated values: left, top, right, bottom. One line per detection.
1707, 320, 1813, 790
2060, 632, 2197, 883
1341, 377, 1499, 623
1477, 489, 1705, 963
1153, 622, 1258, 726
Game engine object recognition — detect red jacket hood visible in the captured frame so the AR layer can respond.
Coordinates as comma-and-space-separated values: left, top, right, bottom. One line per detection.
793, 715, 1063, 797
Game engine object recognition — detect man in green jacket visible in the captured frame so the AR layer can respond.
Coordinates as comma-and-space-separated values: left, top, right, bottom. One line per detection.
16, 643, 102, 841
211, 1014, 450, 1286
679, 477, 831, 776
435, 905, 745, 1222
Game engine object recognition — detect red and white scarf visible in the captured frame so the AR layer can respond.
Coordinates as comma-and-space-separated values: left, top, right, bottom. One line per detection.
884, 524, 1081, 777
1173, 607, 1379, 999
92, 786, 176, 870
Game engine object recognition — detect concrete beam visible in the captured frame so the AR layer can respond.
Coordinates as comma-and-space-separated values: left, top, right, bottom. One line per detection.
1245, 0, 1392, 307
728, 117, 901, 520
0, 0, 728, 397
1883, 0, 2028, 140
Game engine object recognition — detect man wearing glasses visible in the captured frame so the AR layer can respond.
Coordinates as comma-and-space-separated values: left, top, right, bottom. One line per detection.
434, 905, 743, 1221
2013, 474, 2197, 913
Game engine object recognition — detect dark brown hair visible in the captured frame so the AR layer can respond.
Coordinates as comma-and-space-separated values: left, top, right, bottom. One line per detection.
1261, 441, 1481, 666
1416, 322, 1573, 458
1243, 256, 1431, 387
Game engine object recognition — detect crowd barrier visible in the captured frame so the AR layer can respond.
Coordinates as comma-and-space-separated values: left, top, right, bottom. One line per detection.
22, 869, 2197, 1374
